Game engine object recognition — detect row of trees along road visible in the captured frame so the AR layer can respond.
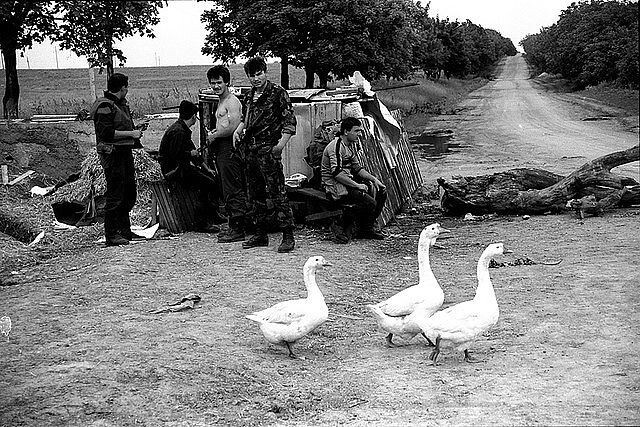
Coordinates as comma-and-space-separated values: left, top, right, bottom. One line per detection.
201, 0, 516, 89
520, 0, 639, 90
1, 0, 516, 119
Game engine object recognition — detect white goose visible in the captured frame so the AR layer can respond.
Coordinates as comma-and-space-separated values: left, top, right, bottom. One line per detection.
367, 223, 450, 346
246, 256, 332, 358
419, 243, 511, 365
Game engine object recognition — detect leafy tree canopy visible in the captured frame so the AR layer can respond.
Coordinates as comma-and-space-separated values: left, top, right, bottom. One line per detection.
55, 0, 164, 77
521, 0, 638, 89
0, 1, 58, 117
0, 1, 57, 51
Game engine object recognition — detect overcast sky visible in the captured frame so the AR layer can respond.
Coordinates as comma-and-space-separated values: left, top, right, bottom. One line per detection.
12, 0, 576, 70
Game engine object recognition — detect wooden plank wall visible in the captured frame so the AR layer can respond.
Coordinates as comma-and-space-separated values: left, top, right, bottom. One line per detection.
150, 180, 201, 234
356, 111, 423, 226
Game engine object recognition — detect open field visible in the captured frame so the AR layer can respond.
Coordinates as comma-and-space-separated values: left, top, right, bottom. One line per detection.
1, 64, 483, 121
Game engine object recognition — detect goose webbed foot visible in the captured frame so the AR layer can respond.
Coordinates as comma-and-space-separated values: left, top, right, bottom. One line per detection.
464, 349, 482, 363
422, 332, 435, 347
385, 333, 397, 347
428, 337, 441, 366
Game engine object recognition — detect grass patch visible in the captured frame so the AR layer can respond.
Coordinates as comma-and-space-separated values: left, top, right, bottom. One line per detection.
577, 83, 639, 116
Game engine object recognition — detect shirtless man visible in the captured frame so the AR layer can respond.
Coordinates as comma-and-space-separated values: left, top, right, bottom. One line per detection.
206, 65, 247, 243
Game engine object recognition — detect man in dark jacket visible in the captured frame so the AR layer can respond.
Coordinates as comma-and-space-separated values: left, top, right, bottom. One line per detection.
90, 73, 143, 246
158, 100, 220, 233
233, 57, 297, 253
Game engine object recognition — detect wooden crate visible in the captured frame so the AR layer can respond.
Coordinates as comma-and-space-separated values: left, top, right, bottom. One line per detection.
149, 180, 200, 234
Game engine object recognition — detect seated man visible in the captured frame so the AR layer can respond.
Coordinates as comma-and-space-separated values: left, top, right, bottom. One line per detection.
158, 100, 220, 233
320, 117, 387, 243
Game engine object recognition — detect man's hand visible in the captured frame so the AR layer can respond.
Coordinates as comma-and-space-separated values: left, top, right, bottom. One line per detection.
372, 178, 386, 191
207, 130, 217, 142
131, 130, 142, 139
357, 183, 369, 192
271, 144, 284, 158
232, 130, 243, 149
190, 149, 200, 158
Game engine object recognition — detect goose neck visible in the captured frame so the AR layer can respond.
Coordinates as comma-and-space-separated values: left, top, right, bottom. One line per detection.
418, 241, 436, 285
303, 266, 324, 300
474, 254, 496, 301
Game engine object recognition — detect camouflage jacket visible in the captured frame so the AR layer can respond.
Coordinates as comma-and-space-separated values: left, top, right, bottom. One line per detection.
242, 80, 296, 149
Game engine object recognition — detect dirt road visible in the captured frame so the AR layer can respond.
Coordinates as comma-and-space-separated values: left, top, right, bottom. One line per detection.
423, 54, 639, 181
1, 55, 639, 426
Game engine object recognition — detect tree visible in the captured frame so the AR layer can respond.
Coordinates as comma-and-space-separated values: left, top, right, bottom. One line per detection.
201, 0, 298, 88
521, 0, 638, 90
0, 1, 57, 118
55, 1, 164, 81
201, 0, 516, 89
412, 5, 446, 78
202, 0, 421, 89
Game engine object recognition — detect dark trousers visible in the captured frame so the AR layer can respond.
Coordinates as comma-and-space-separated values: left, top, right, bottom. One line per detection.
99, 148, 136, 238
213, 137, 247, 227
339, 186, 387, 231
245, 147, 295, 233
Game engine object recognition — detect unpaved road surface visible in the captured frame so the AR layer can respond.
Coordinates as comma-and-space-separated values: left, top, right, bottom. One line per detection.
423, 54, 639, 181
1, 55, 639, 426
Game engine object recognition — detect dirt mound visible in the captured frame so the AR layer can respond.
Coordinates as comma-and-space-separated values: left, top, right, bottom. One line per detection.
0, 123, 87, 181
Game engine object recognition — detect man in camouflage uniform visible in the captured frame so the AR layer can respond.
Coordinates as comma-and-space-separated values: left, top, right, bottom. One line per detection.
233, 57, 297, 253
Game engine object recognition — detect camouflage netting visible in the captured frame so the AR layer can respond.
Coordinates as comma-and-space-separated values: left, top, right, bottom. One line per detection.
49, 149, 164, 226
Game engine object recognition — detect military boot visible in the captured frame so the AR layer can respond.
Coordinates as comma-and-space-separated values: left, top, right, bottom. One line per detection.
218, 218, 245, 243
106, 233, 129, 247
242, 232, 269, 249
277, 229, 295, 253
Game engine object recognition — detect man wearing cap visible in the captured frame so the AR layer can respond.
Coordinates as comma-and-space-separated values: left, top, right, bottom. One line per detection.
158, 100, 220, 233
90, 72, 144, 246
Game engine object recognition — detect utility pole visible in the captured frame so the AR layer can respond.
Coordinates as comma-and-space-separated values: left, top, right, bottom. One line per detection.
88, 68, 97, 101
54, 47, 59, 69
26, 55, 30, 70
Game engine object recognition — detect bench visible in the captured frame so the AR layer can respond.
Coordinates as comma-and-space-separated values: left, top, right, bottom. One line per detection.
149, 180, 200, 234
285, 187, 356, 223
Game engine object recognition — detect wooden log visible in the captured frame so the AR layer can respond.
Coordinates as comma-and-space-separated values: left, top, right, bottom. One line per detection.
8, 170, 35, 186
438, 146, 640, 216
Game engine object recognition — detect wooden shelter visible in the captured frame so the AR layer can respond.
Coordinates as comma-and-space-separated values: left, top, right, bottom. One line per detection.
198, 87, 423, 226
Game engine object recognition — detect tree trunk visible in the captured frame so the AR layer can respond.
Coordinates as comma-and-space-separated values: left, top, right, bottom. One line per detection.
437, 146, 640, 216
1, 47, 19, 119
318, 71, 329, 89
280, 55, 289, 89
106, 37, 114, 82
304, 66, 315, 89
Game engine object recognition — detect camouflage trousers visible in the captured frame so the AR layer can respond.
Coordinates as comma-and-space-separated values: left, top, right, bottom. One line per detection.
245, 146, 295, 232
